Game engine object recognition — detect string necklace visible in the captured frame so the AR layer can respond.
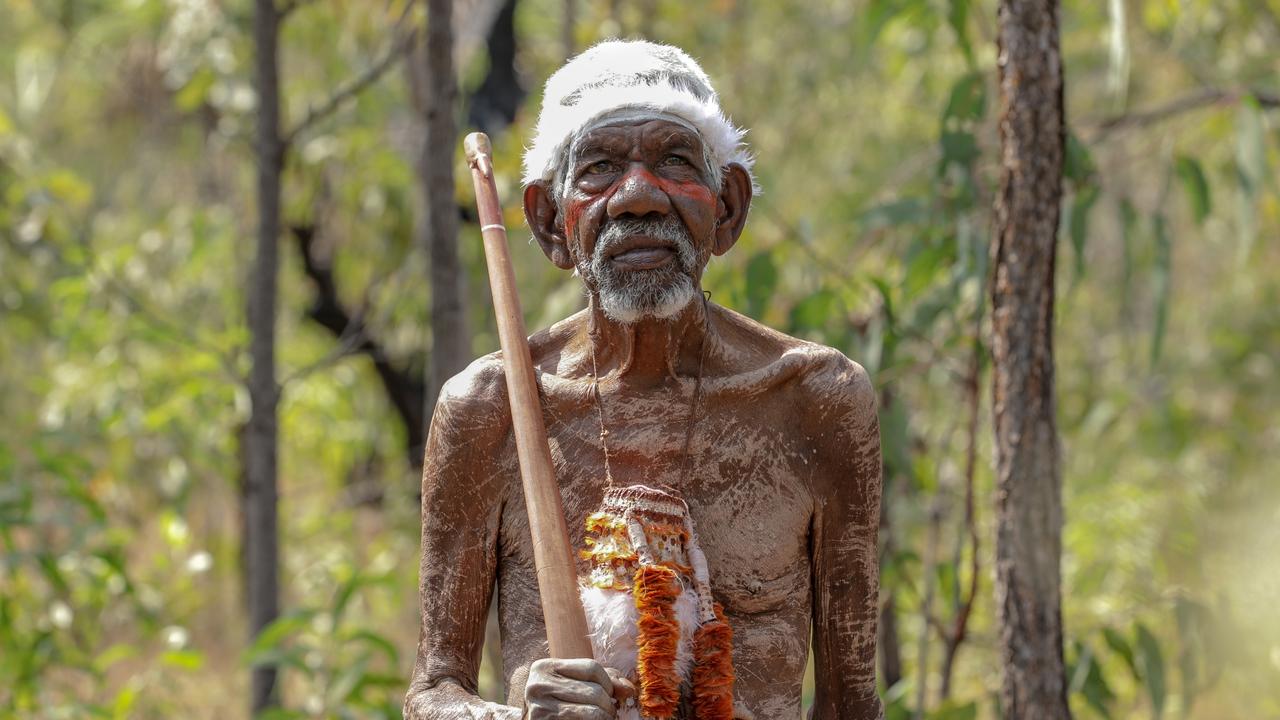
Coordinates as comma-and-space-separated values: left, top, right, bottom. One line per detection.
589, 294, 711, 489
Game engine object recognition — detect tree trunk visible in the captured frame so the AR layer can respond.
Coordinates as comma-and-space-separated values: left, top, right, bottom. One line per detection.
563, 0, 576, 60
248, 0, 283, 711
877, 482, 903, 690
991, 0, 1072, 716
420, 0, 470, 420
466, 0, 524, 135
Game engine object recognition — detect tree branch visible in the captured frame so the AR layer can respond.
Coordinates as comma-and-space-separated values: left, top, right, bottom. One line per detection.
1086, 86, 1280, 141
290, 224, 427, 466
939, 329, 984, 699
67, 204, 243, 383
283, 27, 417, 147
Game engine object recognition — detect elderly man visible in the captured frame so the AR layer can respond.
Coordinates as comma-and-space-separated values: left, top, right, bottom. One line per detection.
404, 41, 883, 720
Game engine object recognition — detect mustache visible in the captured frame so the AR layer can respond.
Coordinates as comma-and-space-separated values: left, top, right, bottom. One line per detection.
594, 215, 694, 254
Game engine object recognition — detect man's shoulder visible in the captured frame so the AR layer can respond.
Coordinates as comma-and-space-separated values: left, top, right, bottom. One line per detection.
434, 353, 510, 432
710, 304, 875, 410
434, 309, 590, 429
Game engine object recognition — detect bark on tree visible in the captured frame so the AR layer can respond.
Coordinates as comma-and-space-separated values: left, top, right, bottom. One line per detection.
294, 225, 427, 469
419, 0, 470, 417
563, 0, 576, 60
247, 0, 283, 711
467, 0, 524, 135
991, 0, 1073, 716
877, 489, 903, 690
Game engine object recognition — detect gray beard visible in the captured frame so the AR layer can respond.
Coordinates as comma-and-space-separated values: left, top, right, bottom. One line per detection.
583, 215, 700, 324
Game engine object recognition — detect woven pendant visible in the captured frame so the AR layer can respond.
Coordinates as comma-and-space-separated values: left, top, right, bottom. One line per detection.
578, 484, 735, 720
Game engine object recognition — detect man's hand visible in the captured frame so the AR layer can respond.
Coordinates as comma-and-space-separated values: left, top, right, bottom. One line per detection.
524, 658, 636, 719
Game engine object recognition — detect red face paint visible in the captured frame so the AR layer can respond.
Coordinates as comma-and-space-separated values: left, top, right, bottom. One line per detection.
560, 119, 721, 263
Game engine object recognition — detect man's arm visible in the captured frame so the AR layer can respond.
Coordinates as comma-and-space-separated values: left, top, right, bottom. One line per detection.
805, 351, 885, 720
403, 361, 521, 720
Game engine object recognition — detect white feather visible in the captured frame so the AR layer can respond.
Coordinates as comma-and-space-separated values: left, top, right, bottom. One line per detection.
579, 585, 639, 675
579, 582, 703, 711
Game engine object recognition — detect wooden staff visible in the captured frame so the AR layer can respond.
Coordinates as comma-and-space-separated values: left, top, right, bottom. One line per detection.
463, 132, 593, 660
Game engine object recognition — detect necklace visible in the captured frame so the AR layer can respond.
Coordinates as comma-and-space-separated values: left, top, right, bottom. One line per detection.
579, 297, 735, 720
588, 293, 710, 489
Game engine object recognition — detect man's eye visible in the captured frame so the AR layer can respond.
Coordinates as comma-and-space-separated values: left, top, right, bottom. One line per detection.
660, 155, 689, 167
586, 161, 615, 174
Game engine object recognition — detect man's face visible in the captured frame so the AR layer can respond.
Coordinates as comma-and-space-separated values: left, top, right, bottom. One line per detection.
557, 118, 721, 323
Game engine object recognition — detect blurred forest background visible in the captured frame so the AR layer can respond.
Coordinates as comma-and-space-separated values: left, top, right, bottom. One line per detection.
2, 0, 1278, 718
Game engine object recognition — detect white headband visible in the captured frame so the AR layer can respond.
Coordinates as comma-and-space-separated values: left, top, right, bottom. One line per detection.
522, 40, 756, 193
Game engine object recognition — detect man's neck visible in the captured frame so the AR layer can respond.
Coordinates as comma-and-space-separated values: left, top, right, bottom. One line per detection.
583, 292, 711, 388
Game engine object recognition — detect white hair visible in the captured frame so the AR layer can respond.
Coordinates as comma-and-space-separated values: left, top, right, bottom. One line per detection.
583, 215, 700, 323
523, 39, 756, 193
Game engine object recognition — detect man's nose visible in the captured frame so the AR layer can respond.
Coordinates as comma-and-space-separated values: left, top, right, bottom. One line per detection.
606, 165, 672, 219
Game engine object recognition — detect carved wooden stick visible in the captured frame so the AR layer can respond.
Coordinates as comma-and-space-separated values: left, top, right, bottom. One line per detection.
463, 132, 592, 659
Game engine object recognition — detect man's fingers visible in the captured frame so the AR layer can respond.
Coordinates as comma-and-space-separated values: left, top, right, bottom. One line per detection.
547, 657, 614, 694
546, 684, 615, 715
526, 699, 612, 720
603, 666, 636, 704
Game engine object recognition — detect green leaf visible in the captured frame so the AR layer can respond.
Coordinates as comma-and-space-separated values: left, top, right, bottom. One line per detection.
1174, 597, 1211, 711
1064, 134, 1097, 184
1103, 627, 1138, 680
1135, 622, 1167, 719
789, 289, 836, 333
244, 609, 317, 662
161, 649, 205, 670
1070, 641, 1115, 719
929, 700, 976, 720
1119, 199, 1138, 321
947, 0, 974, 65
1150, 214, 1171, 367
175, 68, 217, 113
935, 561, 958, 607
345, 629, 399, 665
1235, 97, 1268, 196
744, 251, 777, 320
327, 656, 370, 705
864, 0, 909, 46
884, 685, 912, 720
332, 573, 372, 629
947, 73, 983, 122
879, 399, 913, 492
93, 644, 138, 675
1173, 156, 1211, 225
940, 129, 980, 172
904, 239, 952, 298
111, 685, 137, 720
1068, 184, 1101, 283
943, 73, 985, 123
44, 170, 94, 210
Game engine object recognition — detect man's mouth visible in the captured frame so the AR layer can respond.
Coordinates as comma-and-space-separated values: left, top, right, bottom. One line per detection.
604, 235, 677, 270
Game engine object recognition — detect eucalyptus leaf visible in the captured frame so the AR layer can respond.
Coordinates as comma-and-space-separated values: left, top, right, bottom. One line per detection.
1173, 156, 1211, 225
1135, 623, 1167, 719
744, 251, 778, 320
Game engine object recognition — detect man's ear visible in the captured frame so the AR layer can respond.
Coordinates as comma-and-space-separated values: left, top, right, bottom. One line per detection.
523, 181, 573, 270
711, 163, 753, 257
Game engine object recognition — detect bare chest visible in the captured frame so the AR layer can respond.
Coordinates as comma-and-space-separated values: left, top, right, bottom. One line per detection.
498, 383, 819, 617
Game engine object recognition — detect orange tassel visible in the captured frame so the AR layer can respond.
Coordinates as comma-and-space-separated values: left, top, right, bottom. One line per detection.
634, 564, 681, 719
692, 602, 735, 720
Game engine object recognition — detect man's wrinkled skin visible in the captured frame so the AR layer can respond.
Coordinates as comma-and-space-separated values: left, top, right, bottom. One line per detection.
403, 118, 884, 720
